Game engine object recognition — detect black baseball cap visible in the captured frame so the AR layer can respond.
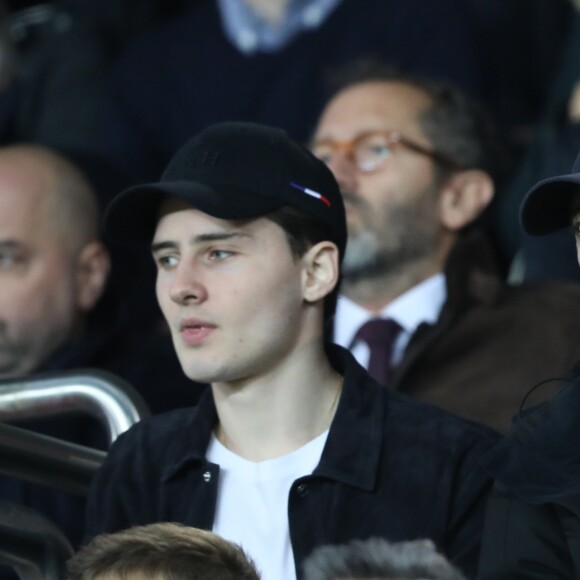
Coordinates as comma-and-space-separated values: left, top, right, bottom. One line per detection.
520, 151, 580, 235
104, 122, 346, 257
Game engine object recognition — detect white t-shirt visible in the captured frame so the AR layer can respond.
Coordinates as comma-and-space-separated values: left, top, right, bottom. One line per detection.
206, 430, 329, 580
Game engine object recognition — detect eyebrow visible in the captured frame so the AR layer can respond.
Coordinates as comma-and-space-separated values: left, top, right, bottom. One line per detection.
151, 231, 252, 253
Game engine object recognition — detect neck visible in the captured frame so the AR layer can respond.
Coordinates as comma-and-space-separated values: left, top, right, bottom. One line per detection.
242, 0, 292, 24
212, 342, 342, 462
342, 258, 442, 313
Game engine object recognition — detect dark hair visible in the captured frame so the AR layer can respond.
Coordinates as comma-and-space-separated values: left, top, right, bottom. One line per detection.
324, 59, 509, 184
66, 523, 260, 580
267, 206, 341, 329
302, 538, 465, 580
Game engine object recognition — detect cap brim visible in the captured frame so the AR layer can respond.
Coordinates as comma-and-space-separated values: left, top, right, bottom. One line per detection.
104, 180, 284, 243
520, 174, 580, 235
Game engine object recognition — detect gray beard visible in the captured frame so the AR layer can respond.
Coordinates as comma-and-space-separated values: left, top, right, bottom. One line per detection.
341, 230, 386, 282
340, 185, 442, 285
342, 217, 439, 284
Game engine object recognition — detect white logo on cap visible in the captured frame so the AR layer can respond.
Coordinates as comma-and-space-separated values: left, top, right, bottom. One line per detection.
290, 182, 331, 207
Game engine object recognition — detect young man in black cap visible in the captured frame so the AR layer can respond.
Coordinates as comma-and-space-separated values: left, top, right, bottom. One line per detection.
478, 151, 580, 578
86, 122, 498, 580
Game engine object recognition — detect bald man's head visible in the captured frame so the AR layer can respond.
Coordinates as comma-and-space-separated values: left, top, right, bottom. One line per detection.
0, 145, 101, 252
0, 145, 111, 377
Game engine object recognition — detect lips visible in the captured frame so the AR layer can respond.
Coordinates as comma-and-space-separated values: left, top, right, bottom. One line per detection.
179, 319, 217, 347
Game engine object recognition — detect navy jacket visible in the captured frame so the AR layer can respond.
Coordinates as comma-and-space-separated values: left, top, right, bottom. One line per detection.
478, 364, 580, 578
85, 346, 498, 578
99, 0, 483, 186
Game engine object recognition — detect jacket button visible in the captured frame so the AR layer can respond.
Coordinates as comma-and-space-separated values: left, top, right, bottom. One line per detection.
203, 471, 212, 483
296, 483, 309, 497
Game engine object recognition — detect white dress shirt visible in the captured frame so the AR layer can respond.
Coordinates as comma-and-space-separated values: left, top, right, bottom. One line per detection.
334, 273, 447, 370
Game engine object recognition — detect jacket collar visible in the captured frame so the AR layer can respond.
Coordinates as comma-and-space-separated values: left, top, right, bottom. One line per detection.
393, 228, 504, 383
313, 345, 385, 491
161, 388, 218, 482
161, 345, 384, 491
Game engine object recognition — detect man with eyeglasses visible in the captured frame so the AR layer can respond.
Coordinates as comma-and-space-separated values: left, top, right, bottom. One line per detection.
311, 63, 580, 434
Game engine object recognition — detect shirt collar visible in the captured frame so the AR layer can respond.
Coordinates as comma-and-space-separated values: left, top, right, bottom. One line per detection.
313, 345, 385, 490
334, 273, 447, 349
217, 0, 342, 54
162, 388, 218, 482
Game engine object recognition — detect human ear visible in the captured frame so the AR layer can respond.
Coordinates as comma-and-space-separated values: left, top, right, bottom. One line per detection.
76, 241, 111, 311
301, 241, 340, 304
439, 170, 494, 231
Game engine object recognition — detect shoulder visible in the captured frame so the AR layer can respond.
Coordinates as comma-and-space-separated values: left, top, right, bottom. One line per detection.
492, 279, 580, 344
101, 407, 198, 477
334, 343, 500, 455
503, 278, 580, 308
385, 389, 500, 454
481, 376, 580, 500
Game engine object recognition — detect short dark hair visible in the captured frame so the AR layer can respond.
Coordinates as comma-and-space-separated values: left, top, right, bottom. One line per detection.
267, 206, 341, 328
324, 59, 508, 183
302, 538, 465, 580
66, 523, 261, 580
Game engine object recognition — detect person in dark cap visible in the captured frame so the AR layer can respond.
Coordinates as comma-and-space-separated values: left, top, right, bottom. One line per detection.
84, 121, 498, 580
478, 151, 580, 578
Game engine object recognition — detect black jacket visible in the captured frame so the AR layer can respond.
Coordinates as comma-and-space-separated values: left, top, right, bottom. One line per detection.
478, 365, 580, 578
85, 346, 498, 578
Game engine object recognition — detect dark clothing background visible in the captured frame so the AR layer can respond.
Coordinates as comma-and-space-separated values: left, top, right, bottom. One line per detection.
491, 10, 580, 281
0, 0, 190, 152
97, 0, 484, 187
85, 346, 499, 579
465, 0, 573, 144
478, 364, 580, 578
385, 229, 580, 433
0, 2, 111, 153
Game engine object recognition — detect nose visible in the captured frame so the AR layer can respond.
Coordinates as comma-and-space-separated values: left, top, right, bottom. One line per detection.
168, 263, 208, 305
327, 153, 357, 194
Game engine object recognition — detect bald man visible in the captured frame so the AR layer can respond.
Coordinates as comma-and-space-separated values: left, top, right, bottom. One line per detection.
0, 145, 110, 377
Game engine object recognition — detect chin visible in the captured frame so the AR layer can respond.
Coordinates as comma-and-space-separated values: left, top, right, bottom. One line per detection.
179, 357, 230, 385
181, 364, 217, 384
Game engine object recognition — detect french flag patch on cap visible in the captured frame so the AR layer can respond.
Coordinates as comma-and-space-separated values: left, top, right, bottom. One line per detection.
290, 182, 331, 207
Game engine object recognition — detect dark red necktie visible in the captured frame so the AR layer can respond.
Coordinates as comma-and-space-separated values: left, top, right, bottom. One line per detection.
355, 318, 403, 385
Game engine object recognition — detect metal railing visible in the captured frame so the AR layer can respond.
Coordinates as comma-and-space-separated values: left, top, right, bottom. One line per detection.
0, 369, 151, 578
0, 501, 73, 580
0, 423, 105, 497
0, 369, 150, 446
0, 369, 150, 495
